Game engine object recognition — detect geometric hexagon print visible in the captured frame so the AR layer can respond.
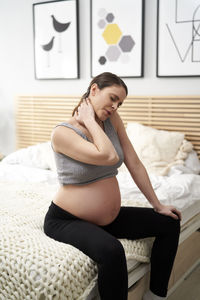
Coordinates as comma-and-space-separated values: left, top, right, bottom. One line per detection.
91, 0, 144, 77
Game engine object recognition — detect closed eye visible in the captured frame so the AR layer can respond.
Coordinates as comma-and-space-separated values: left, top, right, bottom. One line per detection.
118, 102, 122, 108
110, 95, 123, 108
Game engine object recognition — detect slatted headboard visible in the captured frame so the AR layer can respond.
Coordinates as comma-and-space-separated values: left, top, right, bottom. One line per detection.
16, 95, 200, 158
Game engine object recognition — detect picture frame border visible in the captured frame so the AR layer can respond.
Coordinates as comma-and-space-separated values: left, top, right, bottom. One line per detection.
33, 0, 80, 80
90, 0, 145, 78
156, 0, 200, 78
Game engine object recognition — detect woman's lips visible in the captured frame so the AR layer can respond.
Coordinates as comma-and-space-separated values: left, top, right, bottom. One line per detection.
105, 109, 111, 116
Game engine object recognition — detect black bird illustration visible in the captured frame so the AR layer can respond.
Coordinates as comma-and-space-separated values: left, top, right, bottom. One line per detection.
51, 15, 71, 32
41, 36, 55, 68
51, 15, 71, 53
41, 36, 55, 51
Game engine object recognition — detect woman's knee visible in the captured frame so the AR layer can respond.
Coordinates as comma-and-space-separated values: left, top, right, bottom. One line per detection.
167, 217, 181, 236
157, 213, 181, 236
100, 238, 126, 265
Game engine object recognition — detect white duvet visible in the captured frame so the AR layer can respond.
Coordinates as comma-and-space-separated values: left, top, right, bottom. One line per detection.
117, 168, 200, 211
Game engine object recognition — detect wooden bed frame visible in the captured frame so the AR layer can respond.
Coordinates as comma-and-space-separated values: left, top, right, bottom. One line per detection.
16, 95, 200, 299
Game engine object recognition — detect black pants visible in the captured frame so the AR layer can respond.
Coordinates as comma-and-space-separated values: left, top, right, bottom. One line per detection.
44, 202, 180, 300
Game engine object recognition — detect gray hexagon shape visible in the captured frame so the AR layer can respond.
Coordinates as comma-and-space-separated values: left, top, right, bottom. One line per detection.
98, 19, 106, 29
106, 13, 115, 23
98, 56, 107, 65
105, 46, 121, 61
119, 35, 135, 52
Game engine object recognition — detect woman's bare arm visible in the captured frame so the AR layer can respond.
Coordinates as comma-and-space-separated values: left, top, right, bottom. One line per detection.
111, 112, 182, 220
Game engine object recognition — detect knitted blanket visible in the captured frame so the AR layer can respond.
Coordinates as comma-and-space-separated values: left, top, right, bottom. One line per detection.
0, 182, 153, 300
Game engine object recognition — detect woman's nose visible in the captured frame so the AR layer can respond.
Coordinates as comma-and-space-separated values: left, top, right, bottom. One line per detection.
112, 103, 118, 110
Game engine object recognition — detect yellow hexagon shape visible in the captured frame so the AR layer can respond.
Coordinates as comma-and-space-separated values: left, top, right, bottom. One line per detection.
102, 24, 122, 45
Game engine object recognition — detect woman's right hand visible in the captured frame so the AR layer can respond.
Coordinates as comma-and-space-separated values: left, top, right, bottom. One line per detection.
75, 98, 95, 125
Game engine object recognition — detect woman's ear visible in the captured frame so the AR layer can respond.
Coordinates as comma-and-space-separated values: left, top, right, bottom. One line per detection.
90, 83, 99, 96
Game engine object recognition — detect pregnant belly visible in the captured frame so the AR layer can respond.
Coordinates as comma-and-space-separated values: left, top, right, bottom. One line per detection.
53, 177, 121, 226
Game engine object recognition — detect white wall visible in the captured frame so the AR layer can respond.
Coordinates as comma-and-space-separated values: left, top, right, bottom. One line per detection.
0, 0, 200, 154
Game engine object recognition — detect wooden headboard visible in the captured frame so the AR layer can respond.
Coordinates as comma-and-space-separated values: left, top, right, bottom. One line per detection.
16, 95, 200, 158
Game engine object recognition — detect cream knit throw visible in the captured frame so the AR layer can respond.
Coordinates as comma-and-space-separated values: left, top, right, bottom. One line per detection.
0, 182, 153, 300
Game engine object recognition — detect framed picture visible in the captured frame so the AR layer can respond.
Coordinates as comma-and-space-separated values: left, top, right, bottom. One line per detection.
157, 0, 200, 77
33, 0, 79, 79
90, 0, 144, 78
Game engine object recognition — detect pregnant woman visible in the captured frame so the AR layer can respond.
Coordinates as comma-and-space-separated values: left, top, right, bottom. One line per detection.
44, 72, 181, 300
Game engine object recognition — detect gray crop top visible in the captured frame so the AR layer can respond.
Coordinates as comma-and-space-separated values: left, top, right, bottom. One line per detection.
53, 118, 124, 185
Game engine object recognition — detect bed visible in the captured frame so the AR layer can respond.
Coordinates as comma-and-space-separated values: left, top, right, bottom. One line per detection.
0, 95, 200, 300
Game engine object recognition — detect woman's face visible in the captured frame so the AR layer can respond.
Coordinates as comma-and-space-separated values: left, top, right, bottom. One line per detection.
89, 84, 127, 121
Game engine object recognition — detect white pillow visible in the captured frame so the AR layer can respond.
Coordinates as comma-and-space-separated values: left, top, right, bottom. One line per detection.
126, 122, 192, 176
184, 150, 200, 174
2, 142, 56, 171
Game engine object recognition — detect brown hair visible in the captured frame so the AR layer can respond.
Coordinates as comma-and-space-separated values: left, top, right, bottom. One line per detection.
72, 72, 128, 116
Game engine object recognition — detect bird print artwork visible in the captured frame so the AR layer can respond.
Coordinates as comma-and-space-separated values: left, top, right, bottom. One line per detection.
41, 36, 55, 68
51, 15, 71, 53
33, 0, 78, 79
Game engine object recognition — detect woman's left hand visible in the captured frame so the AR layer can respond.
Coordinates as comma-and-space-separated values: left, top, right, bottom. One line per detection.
154, 204, 182, 220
